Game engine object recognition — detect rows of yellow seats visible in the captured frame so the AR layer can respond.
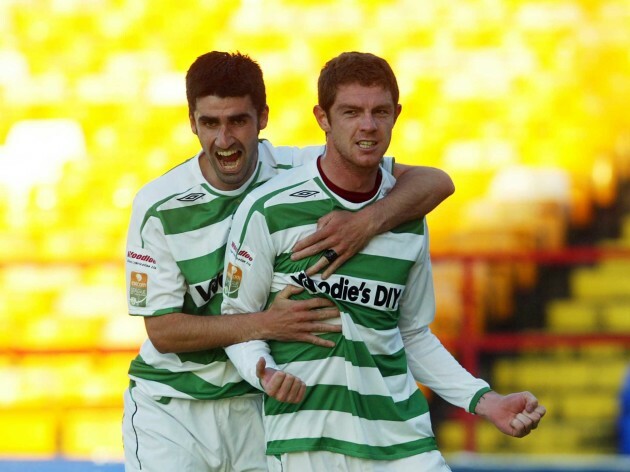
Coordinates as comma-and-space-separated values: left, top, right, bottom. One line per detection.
0, 0, 629, 460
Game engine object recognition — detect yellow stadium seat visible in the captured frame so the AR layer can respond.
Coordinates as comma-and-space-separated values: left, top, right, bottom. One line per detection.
474, 421, 502, 453
436, 419, 466, 453
17, 316, 104, 351
601, 302, 630, 332
0, 410, 58, 456
61, 408, 124, 461
571, 267, 630, 299
546, 299, 598, 332
100, 315, 146, 350
562, 392, 619, 421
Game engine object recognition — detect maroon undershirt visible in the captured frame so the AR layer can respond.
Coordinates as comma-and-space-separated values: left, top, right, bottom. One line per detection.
316, 156, 382, 203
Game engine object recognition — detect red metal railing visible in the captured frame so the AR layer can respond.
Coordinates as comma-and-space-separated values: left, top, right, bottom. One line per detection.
432, 246, 630, 451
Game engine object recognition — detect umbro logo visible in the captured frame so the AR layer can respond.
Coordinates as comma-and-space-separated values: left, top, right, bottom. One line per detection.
290, 190, 319, 198
177, 192, 205, 202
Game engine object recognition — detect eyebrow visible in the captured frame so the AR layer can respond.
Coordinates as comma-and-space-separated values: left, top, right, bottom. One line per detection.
198, 113, 252, 123
336, 103, 394, 111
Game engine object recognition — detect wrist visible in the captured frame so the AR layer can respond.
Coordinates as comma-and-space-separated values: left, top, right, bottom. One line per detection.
242, 311, 268, 341
363, 201, 387, 235
473, 389, 499, 416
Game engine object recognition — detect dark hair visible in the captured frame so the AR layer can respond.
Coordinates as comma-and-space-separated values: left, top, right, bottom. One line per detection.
317, 52, 399, 115
185, 51, 266, 116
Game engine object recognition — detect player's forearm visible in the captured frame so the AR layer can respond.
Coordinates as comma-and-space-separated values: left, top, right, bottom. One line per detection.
403, 326, 490, 411
144, 311, 268, 353
367, 165, 454, 234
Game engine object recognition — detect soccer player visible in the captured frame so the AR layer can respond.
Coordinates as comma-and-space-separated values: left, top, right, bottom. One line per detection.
122, 51, 455, 472
222, 52, 547, 471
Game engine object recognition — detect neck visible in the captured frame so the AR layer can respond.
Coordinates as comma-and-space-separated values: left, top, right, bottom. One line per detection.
317, 156, 381, 203
318, 153, 379, 193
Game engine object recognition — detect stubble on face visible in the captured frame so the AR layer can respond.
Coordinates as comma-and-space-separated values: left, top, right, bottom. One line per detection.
191, 95, 267, 191
317, 83, 400, 192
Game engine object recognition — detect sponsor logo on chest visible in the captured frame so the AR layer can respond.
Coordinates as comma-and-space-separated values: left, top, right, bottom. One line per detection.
290, 272, 403, 310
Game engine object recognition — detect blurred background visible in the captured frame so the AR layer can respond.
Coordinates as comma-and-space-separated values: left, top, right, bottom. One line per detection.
1, 0, 630, 470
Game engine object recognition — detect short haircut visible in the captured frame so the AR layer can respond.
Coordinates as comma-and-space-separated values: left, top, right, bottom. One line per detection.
317, 52, 399, 115
185, 51, 266, 116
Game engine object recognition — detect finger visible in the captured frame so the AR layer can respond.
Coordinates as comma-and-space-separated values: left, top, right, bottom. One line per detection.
316, 213, 333, 230
298, 297, 337, 310
521, 408, 545, 429
521, 403, 546, 421
288, 378, 307, 403
300, 309, 341, 323
292, 228, 332, 256
255, 357, 266, 380
321, 254, 349, 280
276, 375, 302, 403
305, 256, 330, 276
264, 371, 286, 396
284, 375, 304, 403
510, 413, 533, 437
296, 382, 307, 403
523, 394, 539, 413
275, 375, 293, 402
276, 284, 304, 300
310, 335, 337, 347
303, 319, 342, 333
298, 334, 337, 348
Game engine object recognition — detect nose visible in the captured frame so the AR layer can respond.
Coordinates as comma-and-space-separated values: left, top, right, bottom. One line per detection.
215, 125, 233, 148
359, 112, 377, 131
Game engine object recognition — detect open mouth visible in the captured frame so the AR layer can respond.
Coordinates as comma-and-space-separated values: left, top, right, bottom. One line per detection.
216, 149, 242, 171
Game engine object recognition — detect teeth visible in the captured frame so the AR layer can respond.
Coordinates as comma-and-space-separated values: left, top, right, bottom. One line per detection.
358, 141, 376, 149
217, 150, 237, 157
222, 160, 238, 170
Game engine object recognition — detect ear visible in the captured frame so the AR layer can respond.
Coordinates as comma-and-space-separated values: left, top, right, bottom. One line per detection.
393, 104, 402, 124
258, 105, 269, 131
189, 113, 198, 135
313, 105, 331, 133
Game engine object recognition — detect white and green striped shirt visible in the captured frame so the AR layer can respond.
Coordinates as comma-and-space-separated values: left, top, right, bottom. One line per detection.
125, 140, 326, 401
223, 158, 490, 460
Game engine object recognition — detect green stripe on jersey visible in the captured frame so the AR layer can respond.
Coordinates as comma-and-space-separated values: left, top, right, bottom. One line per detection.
335, 253, 415, 286
266, 436, 437, 460
265, 385, 430, 421
177, 246, 225, 285
390, 218, 426, 235
269, 339, 408, 376
181, 290, 222, 316
129, 356, 256, 399
159, 199, 237, 235
176, 347, 228, 365
266, 199, 335, 234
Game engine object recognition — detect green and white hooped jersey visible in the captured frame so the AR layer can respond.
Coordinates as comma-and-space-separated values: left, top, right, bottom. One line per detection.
124, 140, 326, 401
223, 158, 490, 460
